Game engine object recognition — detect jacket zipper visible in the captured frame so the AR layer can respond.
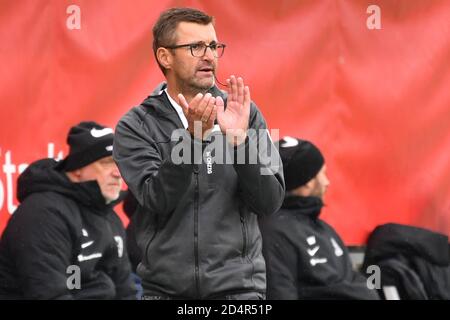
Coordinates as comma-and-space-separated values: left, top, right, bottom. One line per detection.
143, 224, 158, 266
240, 214, 248, 258
193, 166, 200, 298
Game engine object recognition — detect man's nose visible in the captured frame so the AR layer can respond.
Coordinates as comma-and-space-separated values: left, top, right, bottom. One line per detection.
202, 46, 215, 61
111, 165, 121, 178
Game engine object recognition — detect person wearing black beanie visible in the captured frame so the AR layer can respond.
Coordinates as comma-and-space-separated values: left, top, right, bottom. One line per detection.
259, 136, 380, 300
276, 136, 328, 198
0, 121, 136, 299
57, 121, 122, 204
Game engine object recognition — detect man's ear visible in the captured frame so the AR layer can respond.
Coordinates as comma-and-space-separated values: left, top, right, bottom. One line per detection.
156, 47, 172, 71
66, 168, 82, 182
303, 178, 316, 194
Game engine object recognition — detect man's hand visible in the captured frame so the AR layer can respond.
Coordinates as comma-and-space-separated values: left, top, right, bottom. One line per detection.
217, 76, 250, 146
178, 93, 217, 140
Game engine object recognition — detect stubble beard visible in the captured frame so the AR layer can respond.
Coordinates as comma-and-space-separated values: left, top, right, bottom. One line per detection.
182, 74, 215, 96
103, 190, 121, 204
173, 62, 216, 97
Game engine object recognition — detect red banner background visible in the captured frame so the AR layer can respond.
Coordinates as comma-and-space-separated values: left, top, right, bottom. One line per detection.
0, 0, 449, 244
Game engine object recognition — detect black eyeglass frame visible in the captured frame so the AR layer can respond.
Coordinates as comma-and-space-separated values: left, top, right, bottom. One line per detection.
164, 41, 226, 58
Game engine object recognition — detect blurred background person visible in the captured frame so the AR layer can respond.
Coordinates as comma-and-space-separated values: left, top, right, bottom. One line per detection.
260, 137, 379, 300
0, 121, 136, 299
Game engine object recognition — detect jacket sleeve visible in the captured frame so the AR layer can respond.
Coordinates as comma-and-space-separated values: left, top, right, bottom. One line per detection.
113, 111, 197, 223
9, 198, 75, 299
261, 219, 299, 299
232, 103, 285, 216
108, 216, 138, 300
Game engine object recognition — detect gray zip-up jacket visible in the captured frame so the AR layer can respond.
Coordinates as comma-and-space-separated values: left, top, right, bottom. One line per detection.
113, 83, 285, 299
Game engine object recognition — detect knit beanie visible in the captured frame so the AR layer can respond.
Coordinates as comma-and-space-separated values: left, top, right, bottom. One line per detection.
57, 121, 114, 171
276, 136, 325, 191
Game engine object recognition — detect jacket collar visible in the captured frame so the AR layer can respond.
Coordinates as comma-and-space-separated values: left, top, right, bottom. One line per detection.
282, 195, 324, 219
17, 158, 114, 214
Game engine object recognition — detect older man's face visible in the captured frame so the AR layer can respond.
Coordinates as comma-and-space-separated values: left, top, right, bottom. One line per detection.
77, 156, 122, 204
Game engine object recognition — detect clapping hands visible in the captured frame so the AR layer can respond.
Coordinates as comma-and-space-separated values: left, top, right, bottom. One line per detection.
178, 75, 250, 145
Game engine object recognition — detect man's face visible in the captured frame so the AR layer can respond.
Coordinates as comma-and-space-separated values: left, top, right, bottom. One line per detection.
169, 22, 218, 93
77, 156, 122, 204
310, 165, 330, 199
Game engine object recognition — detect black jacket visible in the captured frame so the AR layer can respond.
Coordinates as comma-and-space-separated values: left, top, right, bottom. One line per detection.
363, 223, 450, 300
113, 84, 285, 298
122, 191, 141, 273
260, 196, 380, 300
0, 159, 136, 299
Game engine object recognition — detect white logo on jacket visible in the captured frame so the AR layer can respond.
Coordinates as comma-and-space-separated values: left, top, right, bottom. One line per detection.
306, 235, 328, 266
78, 227, 102, 262
114, 236, 124, 258
330, 237, 344, 257
206, 151, 213, 174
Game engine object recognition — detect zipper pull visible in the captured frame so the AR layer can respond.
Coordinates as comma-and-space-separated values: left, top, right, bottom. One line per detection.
193, 164, 199, 174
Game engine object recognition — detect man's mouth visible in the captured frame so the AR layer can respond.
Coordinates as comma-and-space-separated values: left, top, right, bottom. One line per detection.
197, 66, 214, 75
108, 183, 121, 187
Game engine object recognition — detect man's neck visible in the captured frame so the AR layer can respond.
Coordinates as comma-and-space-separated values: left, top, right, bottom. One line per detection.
166, 86, 194, 104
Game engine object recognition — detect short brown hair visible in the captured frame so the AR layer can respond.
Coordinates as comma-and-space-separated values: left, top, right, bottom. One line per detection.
152, 7, 214, 73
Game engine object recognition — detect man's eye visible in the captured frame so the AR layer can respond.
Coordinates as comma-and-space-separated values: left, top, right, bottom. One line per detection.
190, 44, 202, 50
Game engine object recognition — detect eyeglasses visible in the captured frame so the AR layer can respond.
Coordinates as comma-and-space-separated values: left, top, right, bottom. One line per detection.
164, 41, 226, 58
